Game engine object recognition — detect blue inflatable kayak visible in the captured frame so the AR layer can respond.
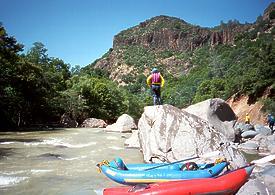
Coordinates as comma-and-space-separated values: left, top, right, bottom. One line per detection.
97, 157, 229, 185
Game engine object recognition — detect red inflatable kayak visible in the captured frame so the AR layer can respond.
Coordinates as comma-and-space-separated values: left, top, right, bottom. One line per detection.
102, 165, 254, 195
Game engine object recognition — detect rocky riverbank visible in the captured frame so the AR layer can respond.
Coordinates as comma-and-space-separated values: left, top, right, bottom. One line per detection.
81, 98, 274, 194
124, 99, 274, 194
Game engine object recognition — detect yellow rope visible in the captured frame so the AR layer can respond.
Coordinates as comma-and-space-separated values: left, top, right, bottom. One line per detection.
96, 160, 110, 173
215, 157, 227, 164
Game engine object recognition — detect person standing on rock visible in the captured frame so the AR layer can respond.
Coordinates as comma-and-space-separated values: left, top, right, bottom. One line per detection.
146, 67, 165, 105
245, 113, 250, 124
267, 114, 274, 132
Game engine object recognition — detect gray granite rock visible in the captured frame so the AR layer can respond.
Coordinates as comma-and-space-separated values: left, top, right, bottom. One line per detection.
236, 178, 270, 195
184, 98, 237, 141
138, 104, 246, 168
105, 114, 137, 132
81, 118, 107, 128
241, 130, 258, 139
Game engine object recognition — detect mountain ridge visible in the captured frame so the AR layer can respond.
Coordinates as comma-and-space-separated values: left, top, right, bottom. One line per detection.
113, 15, 250, 52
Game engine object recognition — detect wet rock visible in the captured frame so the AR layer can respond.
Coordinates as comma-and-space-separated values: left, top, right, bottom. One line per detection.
241, 130, 258, 139
238, 141, 259, 150
0, 138, 40, 143
105, 114, 137, 133
38, 153, 65, 160
81, 118, 107, 128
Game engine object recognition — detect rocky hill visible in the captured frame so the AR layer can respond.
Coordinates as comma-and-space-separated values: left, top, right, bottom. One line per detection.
91, 16, 251, 84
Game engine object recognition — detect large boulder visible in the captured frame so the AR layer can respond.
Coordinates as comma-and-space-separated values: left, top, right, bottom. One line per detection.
238, 141, 259, 150
236, 178, 270, 195
105, 114, 137, 132
81, 118, 107, 128
254, 124, 272, 136
252, 134, 275, 153
138, 104, 246, 168
184, 98, 237, 141
241, 130, 259, 139
259, 165, 275, 194
235, 122, 255, 133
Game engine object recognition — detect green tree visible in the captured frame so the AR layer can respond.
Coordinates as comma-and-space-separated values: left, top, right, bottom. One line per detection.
66, 75, 128, 122
193, 78, 226, 103
0, 24, 25, 128
22, 42, 71, 124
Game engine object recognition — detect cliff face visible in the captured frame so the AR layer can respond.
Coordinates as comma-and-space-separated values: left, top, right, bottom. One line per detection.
263, 2, 275, 21
113, 16, 249, 51
113, 23, 210, 51
210, 25, 247, 46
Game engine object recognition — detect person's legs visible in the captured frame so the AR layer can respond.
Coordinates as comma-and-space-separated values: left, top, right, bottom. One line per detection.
156, 88, 161, 105
270, 122, 274, 132
151, 85, 157, 105
151, 85, 161, 105
153, 96, 158, 105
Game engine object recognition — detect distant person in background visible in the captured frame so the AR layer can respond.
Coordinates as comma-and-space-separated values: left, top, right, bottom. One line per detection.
245, 113, 250, 124
146, 67, 165, 105
267, 114, 274, 132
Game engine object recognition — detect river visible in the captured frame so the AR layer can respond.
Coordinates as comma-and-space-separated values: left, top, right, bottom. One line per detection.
0, 128, 143, 195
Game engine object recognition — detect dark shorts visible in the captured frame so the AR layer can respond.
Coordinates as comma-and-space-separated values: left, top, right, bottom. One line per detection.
151, 84, 161, 98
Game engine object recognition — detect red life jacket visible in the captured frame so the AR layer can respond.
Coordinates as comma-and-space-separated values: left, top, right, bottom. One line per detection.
151, 72, 161, 84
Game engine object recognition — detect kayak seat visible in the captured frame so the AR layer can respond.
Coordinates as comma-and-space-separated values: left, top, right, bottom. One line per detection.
112, 157, 129, 170
200, 163, 214, 169
180, 162, 199, 171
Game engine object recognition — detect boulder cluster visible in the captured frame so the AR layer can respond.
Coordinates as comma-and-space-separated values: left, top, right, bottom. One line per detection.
236, 122, 275, 153
128, 99, 274, 194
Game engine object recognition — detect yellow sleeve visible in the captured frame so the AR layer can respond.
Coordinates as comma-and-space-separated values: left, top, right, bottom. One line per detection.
146, 75, 152, 86
160, 75, 165, 87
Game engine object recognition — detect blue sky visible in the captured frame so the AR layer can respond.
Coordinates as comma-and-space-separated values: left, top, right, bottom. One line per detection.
0, 0, 273, 67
